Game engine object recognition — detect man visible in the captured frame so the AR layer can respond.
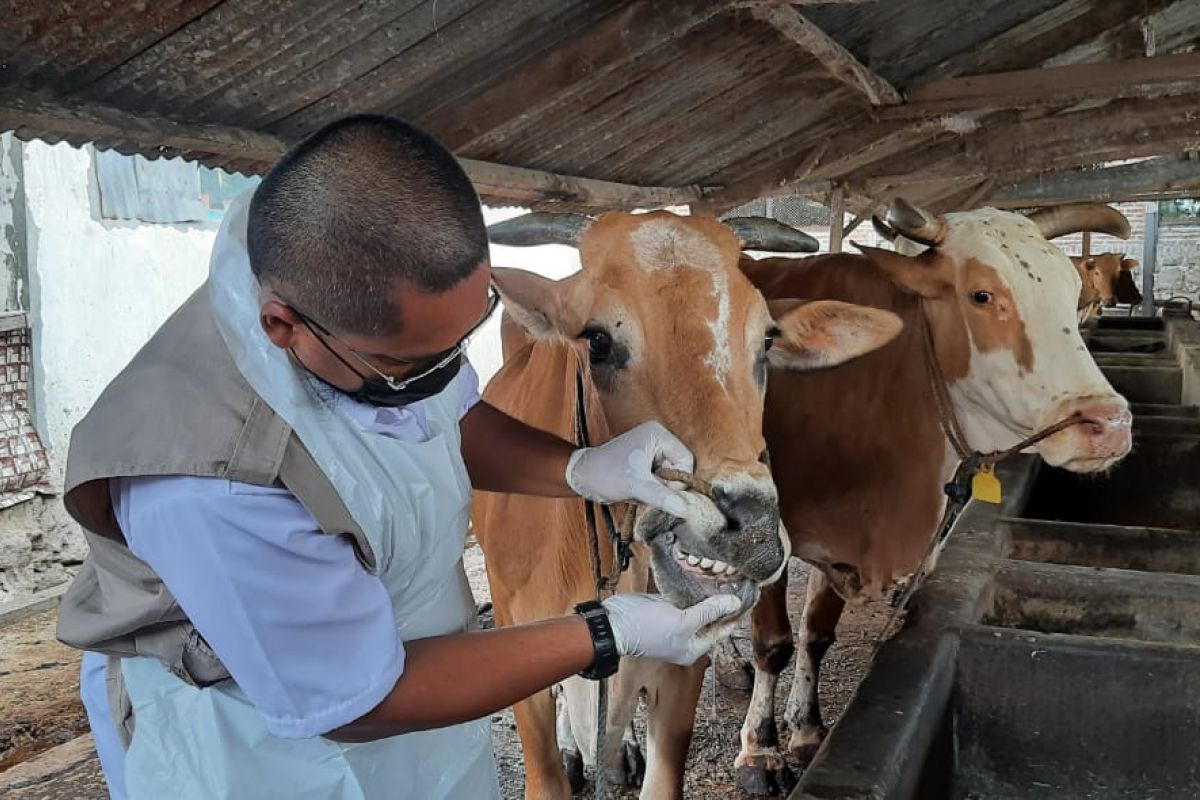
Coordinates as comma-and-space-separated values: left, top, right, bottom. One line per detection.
57, 115, 740, 799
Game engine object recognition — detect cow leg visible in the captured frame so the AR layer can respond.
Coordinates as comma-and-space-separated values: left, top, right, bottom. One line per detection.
640, 661, 706, 800
554, 687, 586, 795
784, 568, 844, 765
560, 667, 646, 789
515, 688, 573, 800
735, 573, 796, 796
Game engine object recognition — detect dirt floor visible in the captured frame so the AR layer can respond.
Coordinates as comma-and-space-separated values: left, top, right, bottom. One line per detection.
0, 550, 889, 799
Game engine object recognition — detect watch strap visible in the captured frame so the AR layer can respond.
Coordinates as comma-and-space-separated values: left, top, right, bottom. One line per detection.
574, 600, 620, 680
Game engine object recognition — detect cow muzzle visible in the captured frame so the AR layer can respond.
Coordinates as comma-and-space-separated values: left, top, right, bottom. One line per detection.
1038, 395, 1133, 473
637, 475, 785, 612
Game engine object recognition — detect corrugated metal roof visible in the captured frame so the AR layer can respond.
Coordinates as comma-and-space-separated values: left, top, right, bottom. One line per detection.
1, 0, 1199, 211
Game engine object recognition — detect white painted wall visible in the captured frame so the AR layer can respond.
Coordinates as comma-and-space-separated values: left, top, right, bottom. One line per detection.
23, 141, 217, 467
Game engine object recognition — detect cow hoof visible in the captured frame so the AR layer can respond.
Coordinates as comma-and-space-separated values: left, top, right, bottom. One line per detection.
562, 748, 585, 795
735, 756, 796, 796
605, 739, 645, 787
716, 659, 754, 692
789, 726, 828, 769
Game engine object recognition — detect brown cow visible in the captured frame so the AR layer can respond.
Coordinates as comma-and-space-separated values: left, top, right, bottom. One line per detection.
474, 210, 902, 800
1072, 253, 1143, 313
733, 200, 1135, 793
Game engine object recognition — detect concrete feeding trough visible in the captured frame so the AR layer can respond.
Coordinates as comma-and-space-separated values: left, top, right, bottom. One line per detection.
791, 312, 1200, 800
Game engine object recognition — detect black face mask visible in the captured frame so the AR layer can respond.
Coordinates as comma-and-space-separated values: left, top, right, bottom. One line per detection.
300, 334, 464, 408
345, 354, 463, 408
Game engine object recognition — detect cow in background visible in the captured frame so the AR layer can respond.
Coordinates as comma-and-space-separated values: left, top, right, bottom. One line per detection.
1073, 253, 1143, 313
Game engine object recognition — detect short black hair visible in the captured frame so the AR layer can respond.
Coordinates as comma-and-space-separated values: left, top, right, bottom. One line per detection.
247, 114, 487, 336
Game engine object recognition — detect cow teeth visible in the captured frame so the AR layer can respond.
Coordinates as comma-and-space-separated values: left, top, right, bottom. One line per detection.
699, 558, 715, 570
672, 544, 684, 559
711, 560, 728, 573
686, 554, 701, 566
723, 564, 738, 576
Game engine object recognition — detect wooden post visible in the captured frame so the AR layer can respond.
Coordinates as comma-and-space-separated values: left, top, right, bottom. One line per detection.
1082, 231, 1092, 260
829, 184, 846, 253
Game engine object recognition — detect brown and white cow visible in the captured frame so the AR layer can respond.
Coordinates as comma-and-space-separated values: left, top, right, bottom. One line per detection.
473, 210, 902, 800
732, 199, 1135, 793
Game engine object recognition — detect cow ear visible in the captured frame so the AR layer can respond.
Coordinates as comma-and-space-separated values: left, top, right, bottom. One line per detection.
1120, 258, 1139, 271
854, 244, 951, 298
490, 267, 585, 339
767, 299, 903, 372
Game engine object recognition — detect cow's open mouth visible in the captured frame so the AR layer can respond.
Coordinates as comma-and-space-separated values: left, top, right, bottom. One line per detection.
647, 529, 759, 612
637, 505, 781, 614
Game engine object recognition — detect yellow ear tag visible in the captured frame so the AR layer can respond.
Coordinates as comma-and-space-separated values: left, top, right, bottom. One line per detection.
971, 464, 1002, 504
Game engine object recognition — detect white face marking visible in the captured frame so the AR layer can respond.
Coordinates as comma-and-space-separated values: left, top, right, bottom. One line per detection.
936, 209, 1120, 449
629, 219, 733, 387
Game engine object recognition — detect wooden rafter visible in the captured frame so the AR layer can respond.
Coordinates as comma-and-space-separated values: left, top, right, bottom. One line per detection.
885, 51, 1200, 118
747, 4, 901, 106
0, 89, 704, 210
859, 94, 1200, 191
990, 156, 1200, 208
701, 115, 976, 213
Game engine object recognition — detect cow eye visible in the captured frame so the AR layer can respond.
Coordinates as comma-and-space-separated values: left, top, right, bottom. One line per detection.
764, 328, 779, 352
582, 328, 613, 363
970, 290, 994, 306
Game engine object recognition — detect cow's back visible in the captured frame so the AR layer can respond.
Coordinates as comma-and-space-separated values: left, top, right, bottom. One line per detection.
742, 255, 950, 597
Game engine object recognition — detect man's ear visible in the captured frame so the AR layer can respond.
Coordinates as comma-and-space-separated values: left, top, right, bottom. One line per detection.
767, 299, 903, 372
854, 243, 951, 298
491, 267, 584, 339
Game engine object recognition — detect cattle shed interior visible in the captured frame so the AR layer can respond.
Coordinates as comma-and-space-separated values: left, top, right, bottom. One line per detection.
3, 0, 1200, 219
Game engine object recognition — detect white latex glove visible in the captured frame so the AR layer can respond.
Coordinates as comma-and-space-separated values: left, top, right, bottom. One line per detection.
566, 421, 694, 518
602, 593, 743, 666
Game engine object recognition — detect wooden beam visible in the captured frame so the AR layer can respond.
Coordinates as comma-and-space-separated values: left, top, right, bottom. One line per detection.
885, 51, 1200, 118
422, 0, 725, 152
989, 156, 1200, 208
828, 184, 846, 253
0, 89, 702, 210
463, 160, 703, 209
700, 115, 976, 212
860, 94, 1200, 190
747, 5, 901, 106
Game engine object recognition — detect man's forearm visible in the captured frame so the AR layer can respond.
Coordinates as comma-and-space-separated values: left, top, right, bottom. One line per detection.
326, 616, 593, 742
460, 401, 577, 496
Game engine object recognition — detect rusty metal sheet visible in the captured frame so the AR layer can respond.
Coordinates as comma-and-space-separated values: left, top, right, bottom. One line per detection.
79, 0, 318, 110
174, 0, 427, 123
270, 0, 610, 139
803, 0, 1064, 84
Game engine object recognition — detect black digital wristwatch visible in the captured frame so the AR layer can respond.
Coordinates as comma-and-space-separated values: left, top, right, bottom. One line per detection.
574, 600, 620, 680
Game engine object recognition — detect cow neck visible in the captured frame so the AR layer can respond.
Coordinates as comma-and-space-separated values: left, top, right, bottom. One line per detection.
917, 299, 972, 460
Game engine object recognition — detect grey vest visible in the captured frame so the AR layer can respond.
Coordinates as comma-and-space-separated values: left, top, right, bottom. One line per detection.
56, 283, 374, 737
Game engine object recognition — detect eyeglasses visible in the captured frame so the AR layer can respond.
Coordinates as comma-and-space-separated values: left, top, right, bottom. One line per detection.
281, 286, 500, 391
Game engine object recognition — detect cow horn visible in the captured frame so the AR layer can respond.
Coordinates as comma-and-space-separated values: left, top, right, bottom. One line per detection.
871, 216, 898, 242
486, 212, 594, 247
885, 197, 946, 247
725, 217, 820, 253
1024, 203, 1132, 241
